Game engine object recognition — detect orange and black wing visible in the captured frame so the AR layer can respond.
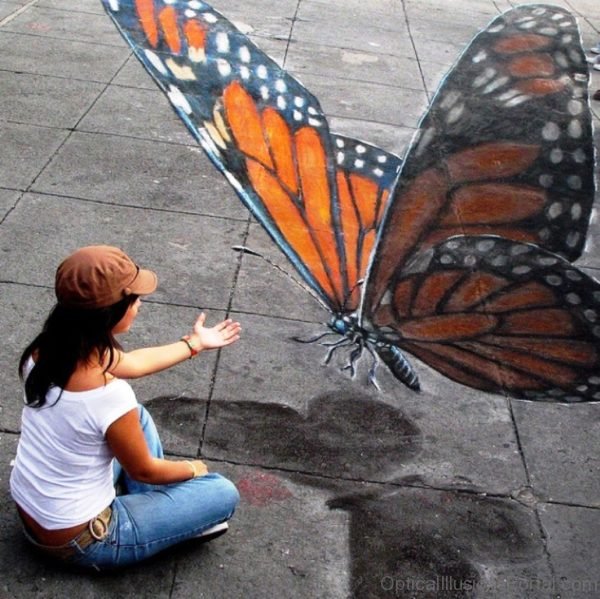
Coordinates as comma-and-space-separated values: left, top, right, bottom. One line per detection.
362, 5, 598, 401
102, 0, 400, 313
371, 236, 600, 401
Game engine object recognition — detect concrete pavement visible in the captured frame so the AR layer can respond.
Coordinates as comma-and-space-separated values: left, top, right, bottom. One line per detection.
1, 0, 599, 597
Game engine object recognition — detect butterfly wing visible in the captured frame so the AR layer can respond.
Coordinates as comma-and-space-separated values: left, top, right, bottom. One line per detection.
371, 236, 600, 402
102, 0, 400, 313
362, 4, 594, 315
361, 5, 598, 401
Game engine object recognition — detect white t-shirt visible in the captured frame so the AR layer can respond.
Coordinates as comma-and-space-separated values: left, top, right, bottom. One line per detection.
10, 358, 138, 529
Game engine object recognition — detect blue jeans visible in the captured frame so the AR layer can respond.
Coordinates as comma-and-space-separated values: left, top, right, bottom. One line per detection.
24, 405, 239, 571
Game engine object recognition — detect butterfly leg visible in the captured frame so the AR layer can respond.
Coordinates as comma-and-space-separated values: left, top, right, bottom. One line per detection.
341, 338, 365, 378
323, 338, 354, 365
364, 343, 382, 391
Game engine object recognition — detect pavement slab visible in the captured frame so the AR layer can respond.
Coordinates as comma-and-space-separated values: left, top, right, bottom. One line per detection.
1, 0, 599, 596
0, 70, 105, 129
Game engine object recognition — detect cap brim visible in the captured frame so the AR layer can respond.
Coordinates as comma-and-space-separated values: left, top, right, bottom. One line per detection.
130, 268, 158, 296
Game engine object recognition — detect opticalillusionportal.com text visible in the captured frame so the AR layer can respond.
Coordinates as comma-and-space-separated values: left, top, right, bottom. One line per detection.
380, 575, 599, 595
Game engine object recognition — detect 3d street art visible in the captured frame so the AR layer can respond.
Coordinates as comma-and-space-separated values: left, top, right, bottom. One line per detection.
102, 0, 600, 403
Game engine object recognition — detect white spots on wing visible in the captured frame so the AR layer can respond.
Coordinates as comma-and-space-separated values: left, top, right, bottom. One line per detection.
572, 148, 586, 163
414, 126, 435, 157
108, 0, 119, 10
440, 90, 461, 109
510, 244, 531, 256
568, 49, 582, 64
542, 122, 560, 141
584, 309, 597, 322
573, 73, 587, 83
144, 49, 168, 75
440, 253, 455, 265
473, 67, 496, 88
483, 76, 509, 94
188, 1, 204, 8
294, 96, 305, 108
446, 103, 465, 124
518, 20, 537, 31
239, 65, 250, 80
239, 45, 251, 63
217, 58, 231, 77
463, 254, 477, 267
276, 95, 286, 110
538, 255, 558, 266
549, 148, 563, 164
335, 138, 345, 148
538, 227, 550, 241
505, 94, 530, 107
189, 46, 205, 63
256, 64, 268, 79
539, 174, 553, 188
566, 270, 582, 282
275, 79, 287, 93
204, 120, 227, 149
562, 34, 573, 44
373, 168, 384, 177
166, 58, 196, 80
532, 7, 546, 15
354, 159, 365, 169
497, 89, 520, 102
337, 151, 345, 164
568, 100, 584, 115
488, 23, 505, 33
567, 175, 582, 190
356, 145, 366, 154
472, 50, 487, 63
571, 203, 582, 220
215, 32, 230, 53
377, 154, 388, 163
167, 85, 192, 114
512, 265, 531, 275
568, 119, 582, 138
566, 231, 580, 248
381, 290, 392, 306
293, 109, 303, 121
545, 274, 563, 286
307, 106, 318, 115
539, 27, 558, 36
548, 201, 563, 219
185, 9, 196, 18
203, 12, 217, 23
554, 52, 568, 68
259, 85, 269, 100
308, 117, 323, 127
491, 254, 508, 267
477, 239, 496, 252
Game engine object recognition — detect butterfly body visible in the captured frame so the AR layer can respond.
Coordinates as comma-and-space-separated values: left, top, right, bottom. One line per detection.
325, 313, 421, 391
103, 0, 600, 402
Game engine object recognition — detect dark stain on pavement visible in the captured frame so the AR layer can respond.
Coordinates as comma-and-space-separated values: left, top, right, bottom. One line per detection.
205, 391, 422, 480
329, 489, 544, 599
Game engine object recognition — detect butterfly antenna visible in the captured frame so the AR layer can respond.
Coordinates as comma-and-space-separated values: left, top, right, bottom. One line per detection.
232, 245, 327, 310
341, 278, 365, 312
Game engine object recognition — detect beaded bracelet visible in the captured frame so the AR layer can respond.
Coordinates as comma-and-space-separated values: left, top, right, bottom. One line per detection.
180, 335, 199, 358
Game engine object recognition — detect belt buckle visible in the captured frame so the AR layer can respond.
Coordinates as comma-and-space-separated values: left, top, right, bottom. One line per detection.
88, 509, 110, 541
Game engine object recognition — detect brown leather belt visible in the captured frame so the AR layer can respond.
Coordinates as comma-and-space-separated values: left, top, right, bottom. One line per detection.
28, 507, 112, 560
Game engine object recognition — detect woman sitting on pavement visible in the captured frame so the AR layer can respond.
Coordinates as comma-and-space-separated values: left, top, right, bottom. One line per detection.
10, 245, 241, 570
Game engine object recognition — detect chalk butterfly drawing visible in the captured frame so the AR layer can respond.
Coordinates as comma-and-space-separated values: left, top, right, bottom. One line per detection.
102, 1, 600, 402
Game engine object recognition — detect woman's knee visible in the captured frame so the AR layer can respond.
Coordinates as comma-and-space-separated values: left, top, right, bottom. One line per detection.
196, 473, 240, 511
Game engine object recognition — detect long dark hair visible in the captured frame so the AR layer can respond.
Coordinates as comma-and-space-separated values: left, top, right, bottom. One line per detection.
19, 295, 139, 407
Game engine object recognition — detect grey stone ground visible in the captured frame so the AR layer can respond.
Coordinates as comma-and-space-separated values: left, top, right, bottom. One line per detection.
1, 0, 599, 597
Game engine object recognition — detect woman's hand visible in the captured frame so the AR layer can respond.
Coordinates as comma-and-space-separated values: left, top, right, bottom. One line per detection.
189, 313, 241, 351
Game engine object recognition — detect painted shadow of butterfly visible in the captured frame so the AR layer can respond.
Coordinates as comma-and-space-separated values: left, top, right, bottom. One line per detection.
102, 0, 600, 402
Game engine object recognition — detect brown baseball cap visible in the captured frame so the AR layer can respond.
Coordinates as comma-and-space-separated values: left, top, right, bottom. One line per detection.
55, 245, 158, 309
